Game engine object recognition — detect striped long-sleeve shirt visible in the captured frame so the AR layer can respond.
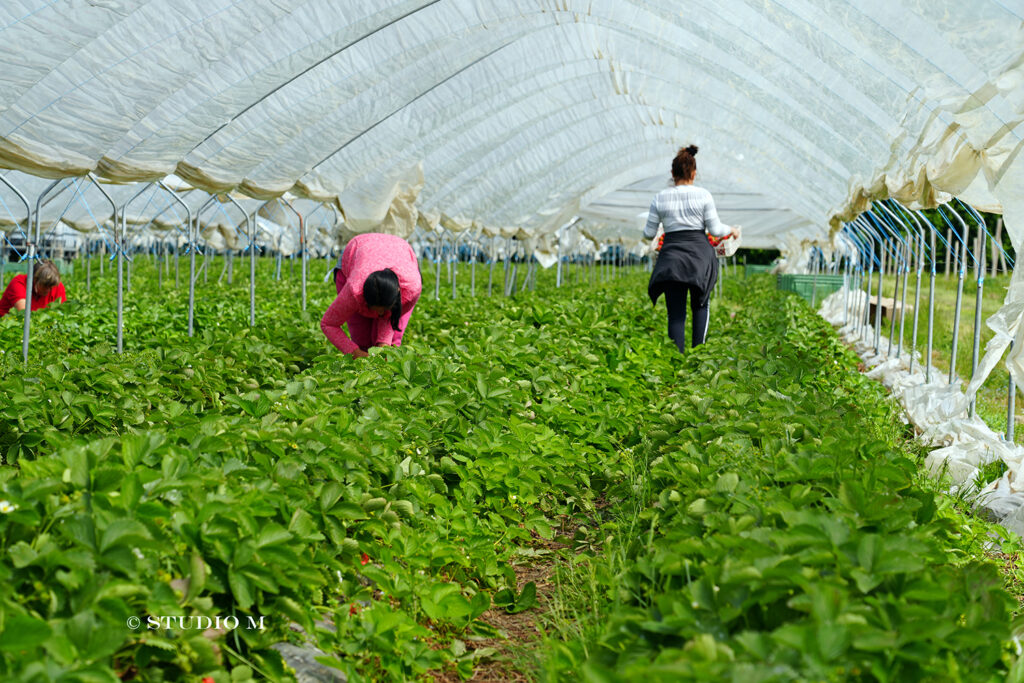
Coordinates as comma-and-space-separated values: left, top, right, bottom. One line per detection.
643, 184, 731, 240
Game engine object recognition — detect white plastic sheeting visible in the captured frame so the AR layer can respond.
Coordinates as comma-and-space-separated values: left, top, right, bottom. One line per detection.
820, 287, 1024, 537
0, 1, 1021, 251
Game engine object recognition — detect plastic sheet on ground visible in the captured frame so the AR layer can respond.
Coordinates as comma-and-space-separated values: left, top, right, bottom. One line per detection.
820, 287, 1024, 537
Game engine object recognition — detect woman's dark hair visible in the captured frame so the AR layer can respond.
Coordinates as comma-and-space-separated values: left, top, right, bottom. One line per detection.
363, 268, 402, 330
671, 145, 699, 182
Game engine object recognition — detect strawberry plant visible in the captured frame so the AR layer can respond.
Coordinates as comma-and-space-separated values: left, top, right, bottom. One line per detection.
0, 258, 1019, 681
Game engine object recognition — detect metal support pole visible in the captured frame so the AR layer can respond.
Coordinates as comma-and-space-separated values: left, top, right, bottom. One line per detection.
0, 176, 31, 360
887, 242, 902, 357
65, 177, 120, 353
508, 247, 520, 296
927, 268, 936, 383
5, 175, 41, 365
950, 267, 965, 384
556, 234, 562, 287
1009, 340, 1017, 442
897, 240, 910, 358
970, 227, 986, 416
434, 237, 441, 301
451, 236, 458, 300
503, 239, 512, 295
863, 248, 874, 337
116, 224, 124, 353
470, 239, 477, 297
276, 199, 306, 311
874, 246, 884, 354
188, 222, 197, 336
842, 253, 850, 325
249, 213, 256, 327
197, 193, 248, 324
811, 249, 819, 308
909, 234, 922, 372
940, 205, 971, 386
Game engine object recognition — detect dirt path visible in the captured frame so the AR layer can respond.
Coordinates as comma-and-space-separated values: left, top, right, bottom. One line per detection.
431, 522, 585, 681
459, 561, 555, 682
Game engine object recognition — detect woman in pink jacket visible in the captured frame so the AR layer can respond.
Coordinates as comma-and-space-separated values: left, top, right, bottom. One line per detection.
321, 233, 423, 357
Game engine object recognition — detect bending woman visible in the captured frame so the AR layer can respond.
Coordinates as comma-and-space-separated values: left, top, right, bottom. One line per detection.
321, 233, 422, 357
0, 259, 66, 317
644, 145, 737, 352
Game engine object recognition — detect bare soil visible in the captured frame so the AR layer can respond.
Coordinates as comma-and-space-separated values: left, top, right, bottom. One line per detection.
429, 560, 555, 683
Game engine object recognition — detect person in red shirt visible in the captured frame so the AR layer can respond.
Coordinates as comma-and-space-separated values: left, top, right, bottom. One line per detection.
0, 259, 67, 317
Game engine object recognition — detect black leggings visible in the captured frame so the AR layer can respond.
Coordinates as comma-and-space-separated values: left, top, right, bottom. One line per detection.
664, 282, 710, 352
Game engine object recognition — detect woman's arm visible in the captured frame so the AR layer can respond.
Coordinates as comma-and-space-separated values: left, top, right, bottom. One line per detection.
642, 198, 661, 240
373, 314, 394, 347
703, 194, 733, 238
320, 289, 361, 354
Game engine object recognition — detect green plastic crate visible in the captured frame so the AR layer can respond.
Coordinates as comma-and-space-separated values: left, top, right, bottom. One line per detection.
776, 273, 844, 304
744, 264, 772, 278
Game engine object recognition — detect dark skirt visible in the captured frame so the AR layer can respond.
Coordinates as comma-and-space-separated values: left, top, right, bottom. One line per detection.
648, 230, 718, 305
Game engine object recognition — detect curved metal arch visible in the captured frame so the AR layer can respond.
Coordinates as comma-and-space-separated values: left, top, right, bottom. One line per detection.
478, 132, 831, 233
103, 0, 905, 184
194, 1, 442, 149
244, 16, 867, 197
4, 1, 252, 136
469, 135, 827, 230
263, 48, 864, 207
104, 1, 452, 161
418, 74, 846, 210
277, 17, 865, 182
160, 2, 876, 201
0, 172, 31, 237
425, 103, 837, 226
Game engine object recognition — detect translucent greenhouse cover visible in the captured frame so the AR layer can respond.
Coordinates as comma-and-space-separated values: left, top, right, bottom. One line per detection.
0, 0, 1018, 247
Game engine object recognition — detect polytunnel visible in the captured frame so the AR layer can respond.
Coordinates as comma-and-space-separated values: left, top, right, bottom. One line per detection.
2, 1, 1024, 681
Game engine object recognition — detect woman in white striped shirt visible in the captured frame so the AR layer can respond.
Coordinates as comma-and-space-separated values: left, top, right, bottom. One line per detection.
644, 145, 738, 352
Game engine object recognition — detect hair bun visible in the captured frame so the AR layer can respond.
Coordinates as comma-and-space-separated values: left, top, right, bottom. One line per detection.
685, 145, 699, 156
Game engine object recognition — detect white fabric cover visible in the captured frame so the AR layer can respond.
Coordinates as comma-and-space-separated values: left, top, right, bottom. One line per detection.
820, 287, 1024, 537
